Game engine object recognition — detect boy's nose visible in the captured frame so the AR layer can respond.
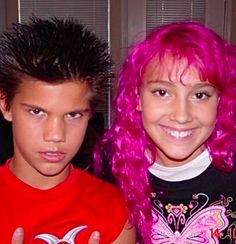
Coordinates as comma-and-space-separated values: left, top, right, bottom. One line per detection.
170, 99, 193, 124
43, 117, 65, 143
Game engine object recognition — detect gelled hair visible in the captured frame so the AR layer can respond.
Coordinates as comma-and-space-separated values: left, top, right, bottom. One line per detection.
0, 17, 112, 111
95, 22, 236, 243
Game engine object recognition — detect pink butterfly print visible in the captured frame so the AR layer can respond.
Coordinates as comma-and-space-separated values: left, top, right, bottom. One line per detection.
152, 205, 229, 243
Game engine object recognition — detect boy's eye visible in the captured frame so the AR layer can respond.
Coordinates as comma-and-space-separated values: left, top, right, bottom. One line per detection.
65, 112, 82, 119
29, 108, 44, 115
194, 92, 210, 100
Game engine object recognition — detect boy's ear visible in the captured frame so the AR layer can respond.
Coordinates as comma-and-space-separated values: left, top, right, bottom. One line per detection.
0, 96, 12, 122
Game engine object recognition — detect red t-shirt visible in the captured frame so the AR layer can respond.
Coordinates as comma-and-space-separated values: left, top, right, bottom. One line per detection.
0, 161, 128, 243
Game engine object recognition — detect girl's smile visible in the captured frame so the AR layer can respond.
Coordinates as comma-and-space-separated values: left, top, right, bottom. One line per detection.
161, 126, 194, 140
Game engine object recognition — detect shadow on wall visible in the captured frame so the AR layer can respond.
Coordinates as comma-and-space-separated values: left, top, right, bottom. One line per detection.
0, 113, 13, 164
71, 112, 106, 171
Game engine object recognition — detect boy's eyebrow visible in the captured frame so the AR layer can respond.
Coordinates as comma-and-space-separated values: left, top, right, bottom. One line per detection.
67, 108, 91, 114
20, 103, 91, 113
21, 103, 46, 111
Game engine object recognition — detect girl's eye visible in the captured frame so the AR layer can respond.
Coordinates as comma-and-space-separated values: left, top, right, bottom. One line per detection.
65, 112, 82, 120
152, 88, 169, 97
194, 92, 211, 100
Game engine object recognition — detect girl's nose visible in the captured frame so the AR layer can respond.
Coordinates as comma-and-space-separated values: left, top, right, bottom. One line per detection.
169, 98, 193, 124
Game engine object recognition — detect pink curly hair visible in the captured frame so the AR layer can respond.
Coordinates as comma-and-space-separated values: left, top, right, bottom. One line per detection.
94, 22, 236, 243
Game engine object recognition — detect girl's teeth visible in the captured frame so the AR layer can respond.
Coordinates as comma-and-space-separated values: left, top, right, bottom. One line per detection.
165, 128, 192, 138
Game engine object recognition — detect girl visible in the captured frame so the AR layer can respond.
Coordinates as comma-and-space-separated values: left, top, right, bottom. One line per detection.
95, 22, 236, 243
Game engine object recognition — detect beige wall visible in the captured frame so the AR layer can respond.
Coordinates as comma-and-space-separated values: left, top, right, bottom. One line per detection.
110, 0, 123, 69
110, 0, 146, 69
1, 0, 236, 65
0, 0, 18, 32
110, 0, 236, 68
205, 0, 226, 37
230, 0, 236, 44
2, 0, 236, 44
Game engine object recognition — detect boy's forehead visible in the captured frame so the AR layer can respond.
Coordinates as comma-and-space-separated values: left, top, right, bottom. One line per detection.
15, 78, 93, 101
8, 79, 92, 116
19, 76, 90, 87
17, 77, 91, 92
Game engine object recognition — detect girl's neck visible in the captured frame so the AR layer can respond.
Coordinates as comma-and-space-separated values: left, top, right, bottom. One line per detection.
148, 149, 212, 182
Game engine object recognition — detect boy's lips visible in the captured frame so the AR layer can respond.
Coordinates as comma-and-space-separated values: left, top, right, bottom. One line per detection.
39, 151, 66, 162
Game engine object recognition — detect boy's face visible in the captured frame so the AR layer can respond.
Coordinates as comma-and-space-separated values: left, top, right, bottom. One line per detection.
0, 79, 91, 189
137, 56, 219, 167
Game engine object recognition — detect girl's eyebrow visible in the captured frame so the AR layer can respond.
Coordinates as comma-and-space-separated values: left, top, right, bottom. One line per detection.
192, 83, 216, 89
146, 80, 216, 89
147, 80, 172, 84
146, 80, 175, 87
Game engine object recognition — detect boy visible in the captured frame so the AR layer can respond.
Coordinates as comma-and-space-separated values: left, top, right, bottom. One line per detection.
0, 17, 135, 243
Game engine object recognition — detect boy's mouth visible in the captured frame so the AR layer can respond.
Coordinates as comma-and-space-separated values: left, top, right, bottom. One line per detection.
39, 151, 66, 162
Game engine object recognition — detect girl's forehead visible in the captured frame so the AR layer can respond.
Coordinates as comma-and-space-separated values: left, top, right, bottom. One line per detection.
142, 55, 202, 85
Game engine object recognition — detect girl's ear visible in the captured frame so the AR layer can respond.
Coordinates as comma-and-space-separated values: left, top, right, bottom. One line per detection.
136, 88, 142, 111
136, 98, 142, 111
136, 95, 142, 112
0, 95, 12, 122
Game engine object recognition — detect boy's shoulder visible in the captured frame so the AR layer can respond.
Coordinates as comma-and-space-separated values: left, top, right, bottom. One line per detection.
0, 162, 120, 196
74, 168, 121, 197
72, 168, 128, 224
0, 161, 10, 181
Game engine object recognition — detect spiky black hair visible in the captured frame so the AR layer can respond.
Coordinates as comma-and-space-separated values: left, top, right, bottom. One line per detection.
0, 17, 112, 109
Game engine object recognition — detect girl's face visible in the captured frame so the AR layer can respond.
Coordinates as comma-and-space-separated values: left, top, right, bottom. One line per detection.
137, 56, 219, 167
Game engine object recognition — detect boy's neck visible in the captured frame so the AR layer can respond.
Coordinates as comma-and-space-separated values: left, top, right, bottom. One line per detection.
9, 159, 73, 190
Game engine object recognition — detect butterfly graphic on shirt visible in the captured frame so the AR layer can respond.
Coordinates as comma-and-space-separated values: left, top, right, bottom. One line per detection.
34, 226, 87, 244
152, 205, 229, 243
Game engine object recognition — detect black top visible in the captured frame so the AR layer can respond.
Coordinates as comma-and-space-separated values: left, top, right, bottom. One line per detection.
149, 163, 236, 243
